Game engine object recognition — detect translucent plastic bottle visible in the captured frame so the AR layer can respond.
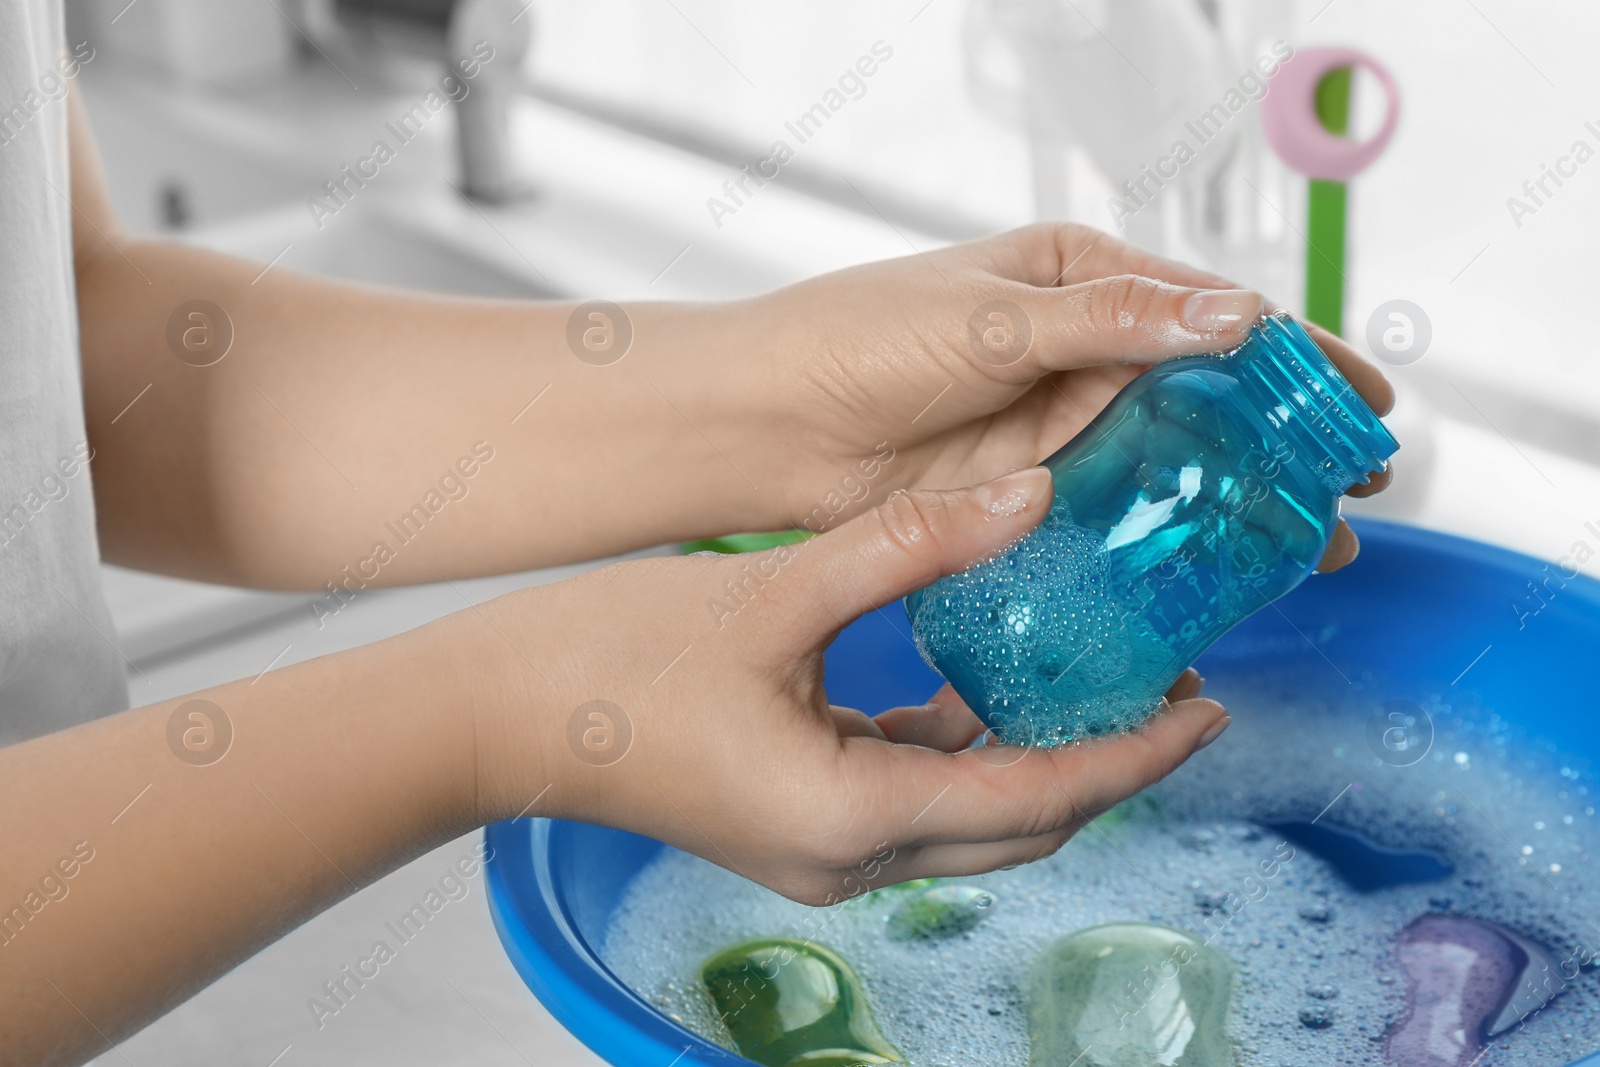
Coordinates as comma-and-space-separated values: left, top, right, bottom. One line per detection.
906, 311, 1399, 746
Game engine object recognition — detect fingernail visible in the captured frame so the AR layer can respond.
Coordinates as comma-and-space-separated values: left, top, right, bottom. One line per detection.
1194, 714, 1231, 752
1183, 289, 1262, 333
973, 466, 1052, 520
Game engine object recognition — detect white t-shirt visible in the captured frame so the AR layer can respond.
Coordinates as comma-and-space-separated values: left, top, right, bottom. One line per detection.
0, 0, 129, 742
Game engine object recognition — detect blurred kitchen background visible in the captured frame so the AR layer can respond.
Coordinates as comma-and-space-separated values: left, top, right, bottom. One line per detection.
62, 0, 1599, 1063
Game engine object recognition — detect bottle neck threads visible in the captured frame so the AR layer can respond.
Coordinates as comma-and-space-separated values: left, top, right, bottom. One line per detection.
1233, 312, 1399, 495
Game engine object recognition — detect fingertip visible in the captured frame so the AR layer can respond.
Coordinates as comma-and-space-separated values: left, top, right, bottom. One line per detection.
1316, 518, 1360, 573
1164, 667, 1204, 704
1164, 696, 1229, 751
972, 466, 1054, 521
874, 685, 987, 752
829, 705, 888, 741
1180, 288, 1264, 337
1193, 710, 1232, 752
1046, 696, 1231, 818
797, 467, 1054, 635
956, 465, 1054, 557
1358, 363, 1398, 417
1346, 464, 1394, 498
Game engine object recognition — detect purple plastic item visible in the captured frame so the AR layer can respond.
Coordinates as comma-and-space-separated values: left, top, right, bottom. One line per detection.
1387, 915, 1526, 1066
1261, 46, 1400, 181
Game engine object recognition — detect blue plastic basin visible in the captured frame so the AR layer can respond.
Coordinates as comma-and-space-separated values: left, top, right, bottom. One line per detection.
485, 518, 1600, 1067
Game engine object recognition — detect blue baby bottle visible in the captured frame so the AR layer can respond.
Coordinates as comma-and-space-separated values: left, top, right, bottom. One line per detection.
906, 311, 1399, 746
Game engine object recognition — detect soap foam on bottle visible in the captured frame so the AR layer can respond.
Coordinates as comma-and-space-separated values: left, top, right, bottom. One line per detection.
910, 497, 1180, 745
601, 674, 1598, 1067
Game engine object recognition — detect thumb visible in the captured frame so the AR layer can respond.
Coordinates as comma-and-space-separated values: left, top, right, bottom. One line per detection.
787, 467, 1053, 637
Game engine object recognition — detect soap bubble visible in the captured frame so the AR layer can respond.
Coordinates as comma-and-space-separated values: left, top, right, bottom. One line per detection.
1298, 1005, 1337, 1029
1299, 902, 1334, 923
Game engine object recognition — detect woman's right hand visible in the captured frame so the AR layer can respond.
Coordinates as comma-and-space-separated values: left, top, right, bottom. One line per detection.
465, 466, 1229, 904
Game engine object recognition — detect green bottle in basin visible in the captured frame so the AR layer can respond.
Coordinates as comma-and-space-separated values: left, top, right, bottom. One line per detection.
700, 937, 903, 1067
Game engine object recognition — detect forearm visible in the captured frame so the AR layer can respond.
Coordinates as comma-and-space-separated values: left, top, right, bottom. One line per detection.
0, 615, 500, 1066
78, 237, 775, 587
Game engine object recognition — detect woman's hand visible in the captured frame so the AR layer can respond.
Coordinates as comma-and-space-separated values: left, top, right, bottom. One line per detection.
469, 466, 1228, 904
706, 222, 1394, 574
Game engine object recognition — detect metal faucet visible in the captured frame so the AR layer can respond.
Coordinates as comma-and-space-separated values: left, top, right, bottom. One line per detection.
322, 0, 532, 203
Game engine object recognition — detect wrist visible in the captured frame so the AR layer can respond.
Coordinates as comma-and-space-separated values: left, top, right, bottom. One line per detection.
658, 295, 812, 534
351, 621, 491, 836
536, 299, 782, 544
424, 591, 571, 827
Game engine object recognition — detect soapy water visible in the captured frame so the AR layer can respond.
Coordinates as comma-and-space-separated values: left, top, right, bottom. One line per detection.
909, 495, 1299, 748
601, 674, 1598, 1066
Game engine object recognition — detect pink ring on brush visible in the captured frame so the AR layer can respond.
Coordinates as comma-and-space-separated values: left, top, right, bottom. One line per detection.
1261, 46, 1400, 181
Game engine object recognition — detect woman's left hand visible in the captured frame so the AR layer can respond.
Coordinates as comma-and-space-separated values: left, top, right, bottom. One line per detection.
710, 221, 1393, 572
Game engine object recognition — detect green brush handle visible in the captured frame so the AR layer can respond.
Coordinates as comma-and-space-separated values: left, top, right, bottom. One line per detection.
1305, 66, 1351, 336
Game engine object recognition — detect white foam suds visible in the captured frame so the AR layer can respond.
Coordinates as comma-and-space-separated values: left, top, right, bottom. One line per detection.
602, 673, 1598, 1065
